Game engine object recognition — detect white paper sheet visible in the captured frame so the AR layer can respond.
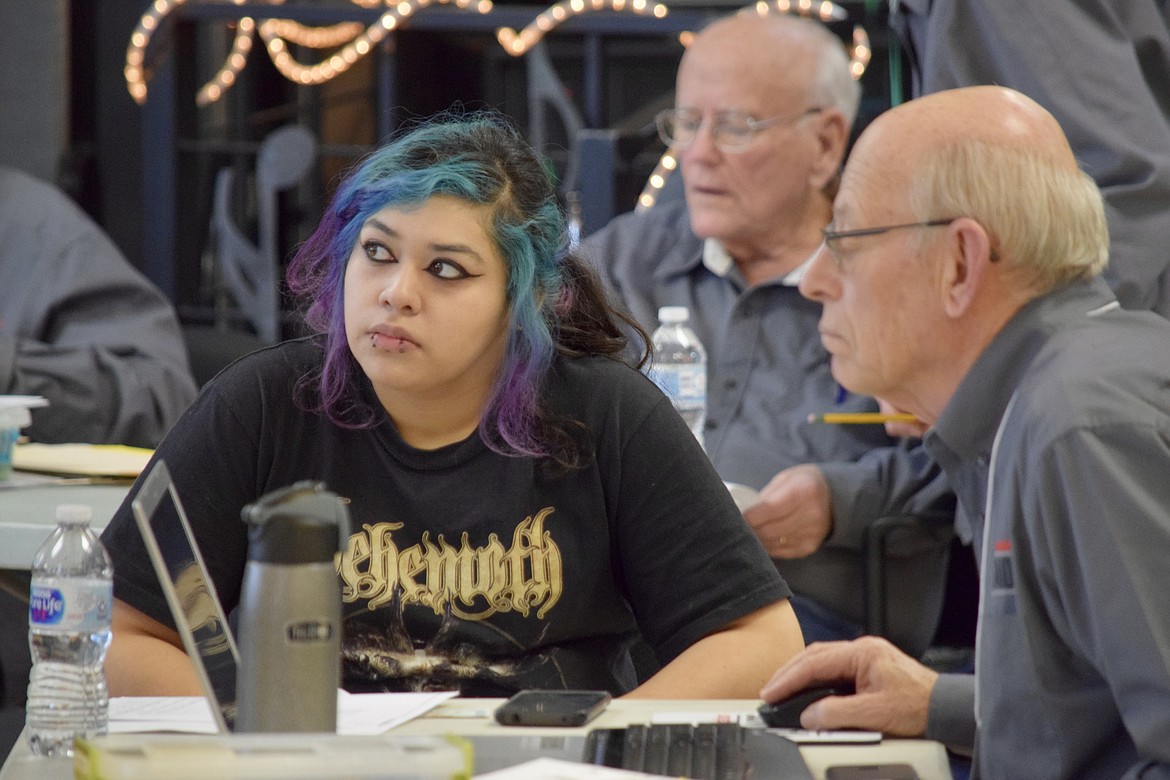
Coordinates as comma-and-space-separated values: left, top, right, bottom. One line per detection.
108, 690, 460, 735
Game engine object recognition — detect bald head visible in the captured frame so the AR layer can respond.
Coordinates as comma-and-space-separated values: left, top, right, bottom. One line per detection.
844, 86, 1108, 293
799, 87, 1108, 420
859, 86, 1077, 180
679, 12, 860, 125
670, 12, 859, 264
684, 11, 829, 67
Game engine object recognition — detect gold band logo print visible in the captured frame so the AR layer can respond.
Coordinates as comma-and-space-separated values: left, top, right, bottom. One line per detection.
337, 507, 564, 621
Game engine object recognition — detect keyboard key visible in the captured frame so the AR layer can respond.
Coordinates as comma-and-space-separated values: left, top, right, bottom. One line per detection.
620, 724, 646, 771
692, 723, 719, 779
665, 724, 695, 776
714, 721, 746, 780
641, 721, 670, 774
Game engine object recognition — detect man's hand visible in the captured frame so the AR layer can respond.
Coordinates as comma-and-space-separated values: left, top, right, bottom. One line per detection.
742, 464, 832, 558
759, 636, 938, 736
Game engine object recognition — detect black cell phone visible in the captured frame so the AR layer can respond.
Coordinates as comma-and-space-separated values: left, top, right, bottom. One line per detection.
493, 689, 612, 727
825, 764, 920, 780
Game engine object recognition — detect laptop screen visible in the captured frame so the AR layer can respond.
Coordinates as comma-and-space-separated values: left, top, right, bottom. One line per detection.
131, 460, 240, 732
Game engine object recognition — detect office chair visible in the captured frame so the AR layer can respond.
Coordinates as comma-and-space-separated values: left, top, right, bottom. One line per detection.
211, 124, 318, 345
526, 42, 585, 202
181, 324, 270, 388
864, 515, 975, 662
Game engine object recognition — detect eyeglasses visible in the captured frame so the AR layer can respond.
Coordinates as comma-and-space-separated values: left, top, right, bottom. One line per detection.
821, 219, 957, 269
655, 107, 824, 153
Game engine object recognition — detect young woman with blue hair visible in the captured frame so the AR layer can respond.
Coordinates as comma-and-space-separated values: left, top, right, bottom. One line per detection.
102, 114, 803, 698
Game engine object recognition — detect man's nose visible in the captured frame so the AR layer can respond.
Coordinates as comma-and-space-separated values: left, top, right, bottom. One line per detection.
682, 118, 722, 162
798, 241, 838, 303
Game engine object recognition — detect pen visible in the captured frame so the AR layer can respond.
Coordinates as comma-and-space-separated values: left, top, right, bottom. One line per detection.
808, 412, 920, 424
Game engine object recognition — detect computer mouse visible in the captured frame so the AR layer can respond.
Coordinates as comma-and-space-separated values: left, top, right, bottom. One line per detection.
757, 681, 856, 729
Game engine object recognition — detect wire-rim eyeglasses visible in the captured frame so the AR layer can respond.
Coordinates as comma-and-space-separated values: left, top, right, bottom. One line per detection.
821, 219, 958, 268
656, 106, 824, 153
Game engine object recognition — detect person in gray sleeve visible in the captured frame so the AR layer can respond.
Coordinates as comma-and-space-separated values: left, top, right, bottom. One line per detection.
582, 11, 955, 656
891, 0, 1170, 316
761, 85, 1170, 779
0, 166, 197, 447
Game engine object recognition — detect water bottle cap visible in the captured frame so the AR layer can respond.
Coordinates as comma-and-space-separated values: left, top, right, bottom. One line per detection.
55, 503, 92, 525
658, 305, 690, 323
242, 482, 350, 564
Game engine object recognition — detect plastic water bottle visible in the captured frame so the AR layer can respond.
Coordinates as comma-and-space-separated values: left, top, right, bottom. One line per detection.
649, 305, 708, 446
566, 190, 583, 251
26, 504, 114, 758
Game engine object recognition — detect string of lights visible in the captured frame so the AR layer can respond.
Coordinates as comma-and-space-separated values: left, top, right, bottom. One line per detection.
124, 0, 870, 207
126, 0, 867, 104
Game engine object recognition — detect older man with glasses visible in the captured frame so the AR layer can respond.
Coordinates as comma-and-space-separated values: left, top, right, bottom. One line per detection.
582, 11, 956, 659
761, 84, 1170, 780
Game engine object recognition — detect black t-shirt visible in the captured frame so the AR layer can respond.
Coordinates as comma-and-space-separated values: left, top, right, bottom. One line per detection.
103, 337, 789, 696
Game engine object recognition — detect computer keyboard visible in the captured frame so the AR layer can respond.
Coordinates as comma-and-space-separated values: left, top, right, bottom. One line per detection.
584, 722, 743, 778
582, 721, 812, 780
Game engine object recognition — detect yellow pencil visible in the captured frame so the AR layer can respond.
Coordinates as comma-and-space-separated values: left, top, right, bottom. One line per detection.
807, 412, 920, 424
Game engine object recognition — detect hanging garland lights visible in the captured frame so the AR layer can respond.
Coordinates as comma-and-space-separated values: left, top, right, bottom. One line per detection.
124, 1, 869, 211
125, 0, 868, 107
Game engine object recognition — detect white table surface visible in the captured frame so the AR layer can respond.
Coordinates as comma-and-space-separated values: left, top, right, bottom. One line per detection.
0, 697, 954, 780
0, 472, 128, 569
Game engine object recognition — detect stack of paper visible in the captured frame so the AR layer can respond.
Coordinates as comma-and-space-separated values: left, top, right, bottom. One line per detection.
12, 442, 153, 478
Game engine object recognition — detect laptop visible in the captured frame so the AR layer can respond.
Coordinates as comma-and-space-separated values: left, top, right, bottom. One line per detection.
129, 460, 814, 778
131, 459, 240, 732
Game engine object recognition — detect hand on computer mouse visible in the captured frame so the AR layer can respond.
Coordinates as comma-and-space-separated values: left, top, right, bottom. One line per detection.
759, 637, 937, 737
757, 681, 856, 729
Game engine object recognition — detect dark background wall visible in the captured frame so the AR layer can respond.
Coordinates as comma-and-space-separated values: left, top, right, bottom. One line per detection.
1, 1, 898, 310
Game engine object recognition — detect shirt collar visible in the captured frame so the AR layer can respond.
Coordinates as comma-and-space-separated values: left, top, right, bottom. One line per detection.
926, 276, 1118, 467
701, 238, 818, 287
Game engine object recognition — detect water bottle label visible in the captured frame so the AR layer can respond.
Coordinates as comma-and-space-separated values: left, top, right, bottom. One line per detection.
29, 579, 113, 633
651, 364, 706, 405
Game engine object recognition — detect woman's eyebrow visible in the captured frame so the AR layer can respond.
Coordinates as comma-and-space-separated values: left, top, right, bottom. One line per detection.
363, 217, 395, 236
429, 242, 484, 264
362, 218, 486, 265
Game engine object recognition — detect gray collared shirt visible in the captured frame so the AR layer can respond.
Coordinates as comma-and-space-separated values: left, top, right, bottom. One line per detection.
924, 276, 1170, 777
583, 202, 955, 655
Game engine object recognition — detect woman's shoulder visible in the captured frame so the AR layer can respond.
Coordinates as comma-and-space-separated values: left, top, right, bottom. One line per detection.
198, 336, 322, 405
549, 354, 663, 411
219, 335, 320, 375
554, 353, 644, 382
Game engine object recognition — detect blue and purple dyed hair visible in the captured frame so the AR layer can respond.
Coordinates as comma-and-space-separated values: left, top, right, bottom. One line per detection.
287, 113, 620, 463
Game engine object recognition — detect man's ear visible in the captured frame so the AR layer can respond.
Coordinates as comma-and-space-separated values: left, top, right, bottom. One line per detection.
810, 109, 849, 190
939, 218, 993, 318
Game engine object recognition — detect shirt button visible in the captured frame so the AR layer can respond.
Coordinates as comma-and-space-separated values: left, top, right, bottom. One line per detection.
724, 379, 738, 390
705, 419, 718, 430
